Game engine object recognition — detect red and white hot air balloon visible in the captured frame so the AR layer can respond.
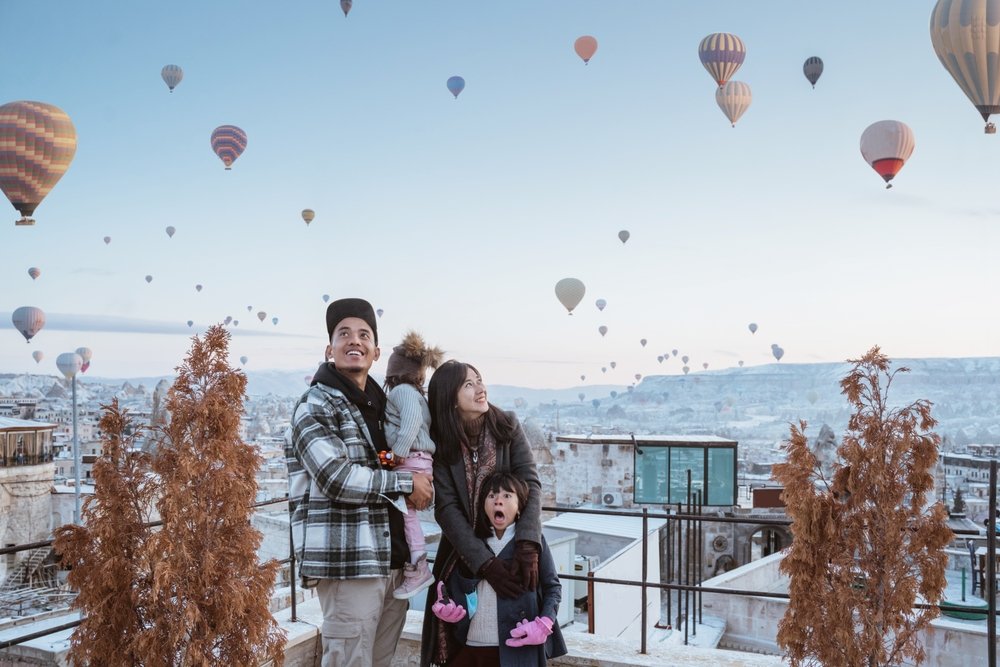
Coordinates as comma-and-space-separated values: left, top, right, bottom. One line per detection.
860, 120, 915, 189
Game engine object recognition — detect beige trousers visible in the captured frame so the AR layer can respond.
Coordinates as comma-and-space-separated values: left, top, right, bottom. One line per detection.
316, 569, 407, 667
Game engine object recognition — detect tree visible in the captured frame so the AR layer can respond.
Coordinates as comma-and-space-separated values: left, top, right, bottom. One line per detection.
951, 487, 966, 515
55, 326, 286, 666
772, 348, 952, 667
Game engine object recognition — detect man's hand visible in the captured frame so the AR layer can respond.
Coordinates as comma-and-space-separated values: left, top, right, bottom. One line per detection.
408, 472, 433, 510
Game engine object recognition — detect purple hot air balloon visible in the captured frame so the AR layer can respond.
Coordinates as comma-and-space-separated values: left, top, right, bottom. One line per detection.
698, 33, 746, 87
210, 125, 248, 170
447, 76, 465, 99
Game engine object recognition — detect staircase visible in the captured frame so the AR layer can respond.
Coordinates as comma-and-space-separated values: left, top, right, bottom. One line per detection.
0, 546, 53, 594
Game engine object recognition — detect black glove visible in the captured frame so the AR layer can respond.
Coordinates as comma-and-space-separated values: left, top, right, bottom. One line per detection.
479, 557, 524, 599
511, 540, 540, 592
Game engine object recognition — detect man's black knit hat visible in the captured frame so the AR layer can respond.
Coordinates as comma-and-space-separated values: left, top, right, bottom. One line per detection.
326, 298, 378, 344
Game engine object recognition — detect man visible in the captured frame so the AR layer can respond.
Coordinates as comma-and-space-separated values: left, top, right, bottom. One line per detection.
287, 298, 434, 667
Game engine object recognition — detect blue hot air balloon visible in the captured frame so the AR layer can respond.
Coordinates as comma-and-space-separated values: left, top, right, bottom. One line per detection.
446, 76, 465, 99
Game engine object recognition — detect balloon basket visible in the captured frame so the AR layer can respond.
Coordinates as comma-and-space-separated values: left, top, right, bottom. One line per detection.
14, 217, 35, 226
986, 123, 996, 135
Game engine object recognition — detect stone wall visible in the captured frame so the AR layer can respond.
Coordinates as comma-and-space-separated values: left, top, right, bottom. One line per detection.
0, 464, 53, 581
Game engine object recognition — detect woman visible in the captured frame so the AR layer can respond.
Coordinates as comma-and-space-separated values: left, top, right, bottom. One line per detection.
420, 360, 543, 667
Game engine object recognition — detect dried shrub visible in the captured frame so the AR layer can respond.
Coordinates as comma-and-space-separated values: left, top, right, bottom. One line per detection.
773, 347, 952, 667
55, 326, 286, 666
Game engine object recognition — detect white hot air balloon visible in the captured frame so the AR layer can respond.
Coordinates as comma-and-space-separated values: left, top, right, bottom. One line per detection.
161, 65, 183, 92
554, 278, 585, 314
32, 350, 43, 363
716, 81, 752, 127
56, 352, 83, 380
860, 120, 915, 188
12, 306, 45, 343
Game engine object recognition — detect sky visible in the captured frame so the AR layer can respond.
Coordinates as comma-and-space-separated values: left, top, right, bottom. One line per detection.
2, 1, 1000, 389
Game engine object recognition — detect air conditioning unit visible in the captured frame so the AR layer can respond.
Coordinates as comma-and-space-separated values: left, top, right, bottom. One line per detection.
602, 491, 624, 507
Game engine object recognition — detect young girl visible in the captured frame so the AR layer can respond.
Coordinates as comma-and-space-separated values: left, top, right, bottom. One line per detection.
384, 330, 444, 599
431, 471, 567, 666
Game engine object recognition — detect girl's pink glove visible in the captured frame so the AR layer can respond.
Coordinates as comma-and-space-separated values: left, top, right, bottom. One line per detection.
431, 581, 466, 623
505, 615, 553, 647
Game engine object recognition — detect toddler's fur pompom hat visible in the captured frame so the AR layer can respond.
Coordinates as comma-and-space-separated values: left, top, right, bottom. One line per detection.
385, 330, 444, 379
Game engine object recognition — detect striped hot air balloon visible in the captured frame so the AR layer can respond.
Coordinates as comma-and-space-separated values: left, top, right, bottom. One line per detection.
0, 101, 77, 226
161, 65, 183, 92
716, 81, 752, 127
210, 125, 248, 170
698, 33, 746, 87
930, 0, 1000, 132
803, 56, 823, 88
28, 267, 40, 280
11, 306, 45, 343
860, 120, 915, 188
302, 209, 315, 225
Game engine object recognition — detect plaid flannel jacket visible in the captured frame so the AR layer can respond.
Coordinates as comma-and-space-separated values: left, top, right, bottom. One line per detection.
285, 383, 413, 579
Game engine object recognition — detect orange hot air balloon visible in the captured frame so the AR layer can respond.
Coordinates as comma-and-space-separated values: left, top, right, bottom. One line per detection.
574, 36, 598, 64
0, 101, 77, 226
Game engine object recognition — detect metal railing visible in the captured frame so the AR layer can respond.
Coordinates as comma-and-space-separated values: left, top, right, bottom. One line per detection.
0, 468, 997, 665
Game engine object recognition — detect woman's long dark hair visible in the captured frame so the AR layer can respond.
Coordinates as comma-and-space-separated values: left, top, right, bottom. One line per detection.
428, 360, 516, 466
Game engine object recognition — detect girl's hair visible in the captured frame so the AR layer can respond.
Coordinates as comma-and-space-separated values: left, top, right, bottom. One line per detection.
383, 370, 426, 395
474, 471, 529, 538
428, 360, 516, 465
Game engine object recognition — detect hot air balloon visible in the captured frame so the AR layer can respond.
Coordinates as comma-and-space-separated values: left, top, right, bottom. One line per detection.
601, 367, 607, 373
224, 316, 233, 325
187, 320, 194, 328
195, 284, 203, 292
210, 125, 247, 170
56, 352, 83, 380
595, 298, 607, 311
640, 338, 647, 347
672, 349, 678, 357
610, 390, 618, 399
103, 236, 111, 245
161, 65, 183, 92
12, 306, 45, 343
447, 76, 465, 99
698, 33, 746, 87
574, 36, 598, 64
257, 311, 266, 322
272, 317, 278, 325
634, 373, 642, 381
302, 209, 315, 225
681, 355, 689, 364
233, 320, 240, 327
0, 101, 77, 226
554, 278, 585, 314
738, 360, 744, 367
145, 275, 153, 284
580, 374, 586, 381
682, 366, 690, 375
748, 322, 758, 334
240, 355, 248, 366
930, 0, 1000, 133
247, 306, 253, 312
610, 361, 617, 369
166, 226, 175, 238
702, 362, 709, 370
322, 294, 330, 303
657, 355, 664, 363
341, 0, 352, 17
578, 393, 585, 403
716, 81, 752, 127
598, 326, 608, 337
617, 230, 630, 244
376, 308, 384, 318
773, 346, 785, 362
860, 120, 914, 189
803, 56, 823, 88
32, 350, 43, 363
28, 267, 40, 280
75, 346, 92, 373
